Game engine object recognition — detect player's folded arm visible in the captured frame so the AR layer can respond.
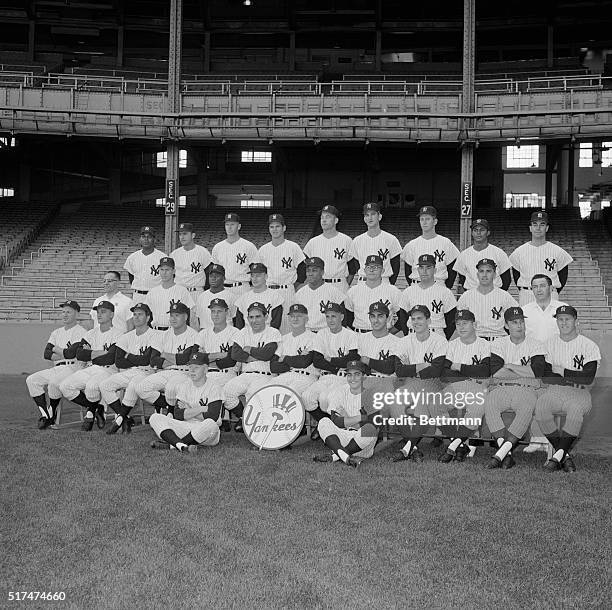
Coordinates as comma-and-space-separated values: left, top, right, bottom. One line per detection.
76, 345, 93, 362
231, 342, 250, 363
563, 361, 598, 386
114, 347, 133, 369
393, 308, 409, 334
204, 399, 223, 422
329, 348, 359, 369
283, 353, 313, 368
396, 360, 417, 378
175, 344, 198, 366
445, 260, 457, 289
441, 358, 461, 382
530, 354, 547, 378
368, 355, 397, 375
312, 350, 337, 373
420, 355, 446, 379
500, 269, 512, 291
250, 342, 278, 361
269, 306, 283, 330
92, 345, 117, 366
63, 341, 82, 359
270, 357, 291, 374
214, 353, 237, 369
150, 351, 165, 369
490, 353, 506, 376
43, 343, 55, 360
174, 407, 186, 421
460, 357, 491, 378
389, 255, 400, 285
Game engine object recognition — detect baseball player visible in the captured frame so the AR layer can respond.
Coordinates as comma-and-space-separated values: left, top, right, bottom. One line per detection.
25, 300, 86, 429
89, 271, 134, 334
293, 257, 346, 333
194, 264, 236, 331
171, 222, 212, 294
402, 205, 459, 288
484, 307, 547, 469
387, 305, 448, 463
302, 205, 354, 292
456, 259, 518, 340
509, 210, 573, 306
133, 302, 199, 414
438, 309, 491, 463
58, 301, 123, 431
123, 225, 166, 297
211, 212, 258, 298
401, 254, 457, 338
144, 257, 195, 330
222, 302, 282, 430
233, 263, 284, 330
348, 202, 402, 284
454, 218, 511, 293
99, 302, 160, 435
344, 254, 407, 334
313, 360, 379, 468
536, 305, 601, 472
149, 352, 223, 453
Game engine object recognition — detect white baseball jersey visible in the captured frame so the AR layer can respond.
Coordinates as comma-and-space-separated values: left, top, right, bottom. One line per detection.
234, 289, 284, 320
176, 378, 223, 424
195, 289, 237, 330
171, 244, 212, 289
124, 248, 167, 291
491, 335, 545, 367
279, 330, 318, 376
397, 331, 448, 365
89, 292, 133, 334
83, 326, 124, 352
154, 327, 199, 361
522, 299, 567, 343
257, 240, 305, 286
47, 324, 87, 352
313, 327, 359, 360
509, 242, 573, 289
144, 284, 195, 328
211, 238, 258, 283
402, 283, 456, 330
234, 326, 281, 373
446, 336, 491, 366
345, 282, 403, 330
328, 384, 363, 419
303, 232, 353, 280
402, 235, 460, 283
196, 325, 240, 372
358, 332, 402, 376
115, 327, 160, 367
457, 288, 518, 337
454, 244, 512, 290
544, 334, 601, 379
293, 283, 346, 331
349, 230, 402, 280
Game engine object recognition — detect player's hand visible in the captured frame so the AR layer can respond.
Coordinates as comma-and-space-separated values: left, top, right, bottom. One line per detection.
330, 411, 344, 427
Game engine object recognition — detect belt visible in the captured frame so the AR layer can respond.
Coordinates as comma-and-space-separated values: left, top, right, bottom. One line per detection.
224, 281, 244, 287
517, 287, 531, 291
371, 372, 392, 378
154, 326, 169, 331
134, 289, 148, 295
322, 370, 347, 377
324, 278, 343, 283
354, 328, 370, 334
566, 382, 587, 390
269, 284, 289, 290
55, 360, 75, 367
171, 367, 190, 372
292, 369, 313, 376
187, 287, 201, 292
244, 371, 273, 376
494, 381, 533, 387
208, 368, 230, 374
478, 335, 500, 341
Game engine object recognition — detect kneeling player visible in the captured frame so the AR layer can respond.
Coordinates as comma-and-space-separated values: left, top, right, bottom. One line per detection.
314, 360, 379, 468
149, 352, 222, 452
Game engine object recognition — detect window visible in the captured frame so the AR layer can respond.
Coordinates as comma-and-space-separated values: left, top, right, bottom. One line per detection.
240, 199, 271, 208
156, 150, 187, 168
241, 150, 272, 163
579, 143, 593, 167
0, 137, 15, 147
602, 142, 612, 167
155, 195, 186, 207
0, 188, 15, 197
505, 145, 539, 169
504, 193, 545, 208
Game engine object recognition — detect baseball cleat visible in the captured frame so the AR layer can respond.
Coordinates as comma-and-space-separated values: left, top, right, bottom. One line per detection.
562, 454, 576, 473
220, 421, 231, 432
178, 445, 198, 454
37, 417, 52, 430
106, 420, 122, 435
346, 456, 362, 469
438, 450, 455, 464
430, 437, 443, 448
543, 458, 561, 472
81, 418, 94, 432
410, 448, 424, 463
95, 406, 106, 429
150, 440, 171, 450
234, 419, 244, 433
310, 428, 321, 442
313, 453, 334, 463
454, 444, 470, 462
501, 454, 516, 470
486, 456, 502, 469
122, 416, 135, 434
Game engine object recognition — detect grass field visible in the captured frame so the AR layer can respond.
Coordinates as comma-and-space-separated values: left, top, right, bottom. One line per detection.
2, 375, 611, 609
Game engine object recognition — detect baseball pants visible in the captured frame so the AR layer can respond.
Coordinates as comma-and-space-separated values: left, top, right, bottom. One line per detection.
535, 386, 592, 437
99, 368, 151, 407
149, 413, 220, 446
135, 369, 189, 405
163, 372, 190, 406
441, 380, 488, 430
223, 373, 275, 410
26, 363, 81, 400
484, 385, 537, 438
59, 365, 116, 403
318, 419, 377, 458
302, 374, 347, 412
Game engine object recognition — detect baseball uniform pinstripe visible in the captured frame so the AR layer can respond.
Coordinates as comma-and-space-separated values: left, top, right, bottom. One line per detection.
293, 283, 347, 332
345, 282, 403, 331
454, 244, 512, 291
89, 292, 133, 334
349, 231, 402, 281
171, 244, 212, 291
457, 288, 518, 338
257, 239, 305, 305
144, 284, 195, 329
195, 288, 236, 330
402, 235, 459, 284
358, 331, 401, 380
124, 248, 166, 293
211, 238, 258, 296
401, 283, 456, 332
234, 289, 284, 325
303, 232, 353, 292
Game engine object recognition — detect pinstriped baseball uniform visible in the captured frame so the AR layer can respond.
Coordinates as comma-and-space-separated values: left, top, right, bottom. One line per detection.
171, 244, 212, 290
89, 292, 133, 334
357, 332, 402, 378
349, 231, 402, 280
303, 232, 353, 289
401, 283, 456, 331
402, 235, 459, 283
211, 238, 258, 291
195, 289, 237, 330
234, 289, 284, 323
454, 244, 512, 291
257, 240, 305, 287
144, 284, 195, 329
124, 248, 166, 292
457, 288, 518, 338
293, 283, 347, 332
345, 282, 403, 331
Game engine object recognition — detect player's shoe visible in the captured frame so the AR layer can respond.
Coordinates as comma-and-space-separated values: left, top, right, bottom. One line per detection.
220, 421, 231, 432
438, 450, 455, 464
410, 447, 424, 463
122, 416, 135, 434
178, 444, 198, 454
501, 453, 516, 470
345, 456, 362, 469
106, 419, 122, 435
94, 406, 106, 429
81, 417, 94, 432
234, 419, 244, 433
486, 456, 502, 469
38, 417, 52, 430
313, 453, 334, 463
543, 458, 561, 472
562, 454, 577, 473
310, 428, 321, 442
431, 437, 443, 448
454, 444, 470, 462
150, 440, 171, 450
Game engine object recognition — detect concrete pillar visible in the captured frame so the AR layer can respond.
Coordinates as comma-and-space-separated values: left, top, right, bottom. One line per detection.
117, 26, 124, 67
288, 31, 296, 72
109, 168, 121, 206
556, 145, 570, 207
19, 163, 31, 202
203, 31, 211, 73
28, 20, 35, 62
546, 23, 554, 69
196, 156, 209, 208
375, 30, 382, 72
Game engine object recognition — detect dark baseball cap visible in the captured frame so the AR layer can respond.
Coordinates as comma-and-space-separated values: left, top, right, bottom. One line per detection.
225, 213, 240, 223
455, 309, 476, 322
177, 222, 194, 232
324, 302, 344, 314
189, 352, 207, 366
248, 262, 267, 274
159, 257, 175, 268
363, 202, 382, 213
209, 264, 225, 276
93, 300, 115, 312
58, 300, 81, 312
320, 205, 341, 217
365, 254, 384, 267
208, 298, 229, 310
531, 210, 549, 223
504, 307, 526, 322
554, 305, 578, 319
418, 205, 437, 217
140, 225, 155, 235
369, 301, 390, 316
471, 218, 489, 229
247, 302, 267, 314
346, 360, 368, 373
268, 213, 285, 225
130, 302, 152, 315
305, 256, 324, 269
168, 302, 190, 315
476, 258, 497, 270
408, 304, 431, 319
288, 303, 308, 315
418, 254, 436, 267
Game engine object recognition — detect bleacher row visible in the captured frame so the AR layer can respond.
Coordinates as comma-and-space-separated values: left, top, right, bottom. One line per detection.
1, 204, 611, 333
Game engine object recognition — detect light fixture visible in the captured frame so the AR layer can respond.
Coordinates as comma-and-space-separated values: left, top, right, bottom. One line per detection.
243, 0, 252, 6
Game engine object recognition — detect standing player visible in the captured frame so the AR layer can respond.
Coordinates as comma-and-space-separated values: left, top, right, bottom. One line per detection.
233, 263, 284, 330
454, 218, 511, 293
124, 226, 166, 297
484, 307, 547, 469
401, 254, 456, 338
509, 210, 573, 306
294, 257, 346, 333
313, 360, 379, 468
211, 212, 258, 298
536, 305, 601, 472
25, 300, 86, 429
402, 205, 459, 288
149, 352, 223, 453
194, 264, 236, 331
302, 205, 354, 292
89, 271, 134, 334
171, 222, 212, 294
457, 259, 518, 340
144, 257, 195, 330
348, 202, 402, 284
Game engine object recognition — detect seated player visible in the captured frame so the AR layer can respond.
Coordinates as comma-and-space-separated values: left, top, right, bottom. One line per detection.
25, 300, 86, 429
313, 360, 379, 468
484, 307, 546, 470
59, 301, 123, 431
536, 305, 601, 473
438, 309, 491, 463
194, 263, 236, 331
234, 263, 284, 330
149, 352, 223, 453
99, 302, 160, 435
133, 302, 198, 414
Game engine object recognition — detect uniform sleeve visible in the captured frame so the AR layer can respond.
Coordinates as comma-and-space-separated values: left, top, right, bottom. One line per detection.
303, 239, 313, 259
456, 292, 468, 310
344, 288, 355, 312
293, 243, 306, 266
508, 247, 521, 270
446, 239, 460, 264
400, 242, 411, 264
123, 253, 134, 274
453, 251, 467, 279
504, 291, 519, 308
496, 248, 512, 276
390, 235, 402, 258
557, 246, 574, 270
181, 288, 196, 309
201, 247, 212, 269
443, 287, 457, 312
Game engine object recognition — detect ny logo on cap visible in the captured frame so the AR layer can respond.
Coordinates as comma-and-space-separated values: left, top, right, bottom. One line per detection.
226, 214, 232, 220
143, 226, 151, 232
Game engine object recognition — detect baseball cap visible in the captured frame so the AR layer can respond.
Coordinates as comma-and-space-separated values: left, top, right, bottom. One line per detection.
324, 302, 344, 314
305, 256, 324, 269
288, 303, 308, 315
208, 264, 225, 276
554, 305, 578, 319
504, 307, 527, 322
365, 254, 384, 267
208, 298, 229, 310
471, 218, 489, 229
320, 205, 341, 217
248, 262, 267, 274
417, 254, 436, 267
140, 225, 155, 236
346, 360, 368, 373
369, 301, 390, 316
93, 300, 115, 312
58, 300, 81, 312
159, 257, 175, 268
177, 222, 194, 233
268, 213, 285, 225
168, 302, 190, 315
530, 210, 549, 223
455, 309, 476, 322
247, 302, 267, 315
363, 202, 382, 213
408, 304, 431, 319
225, 213, 240, 223
417, 205, 437, 217
130, 302, 152, 315
476, 258, 497, 270
189, 352, 207, 366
